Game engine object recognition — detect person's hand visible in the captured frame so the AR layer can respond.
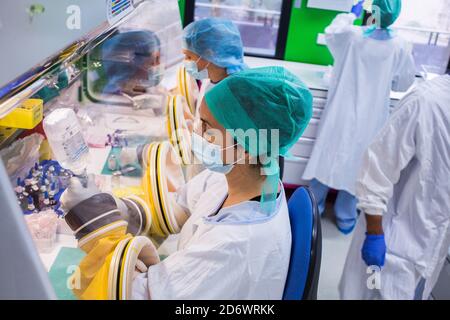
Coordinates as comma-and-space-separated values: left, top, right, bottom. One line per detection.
60, 174, 100, 213
132, 93, 164, 110
351, 0, 365, 17
361, 233, 386, 267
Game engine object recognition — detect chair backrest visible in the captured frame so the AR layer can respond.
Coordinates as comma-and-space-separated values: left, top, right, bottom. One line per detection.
283, 186, 322, 300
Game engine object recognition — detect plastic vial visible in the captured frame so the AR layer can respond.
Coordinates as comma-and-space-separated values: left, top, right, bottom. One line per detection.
40, 178, 48, 193
27, 197, 36, 211
17, 194, 27, 211
49, 185, 57, 207
108, 154, 119, 171
49, 183, 57, 197
24, 178, 32, 190
42, 192, 50, 208
31, 180, 39, 192
15, 178, 24, 194
43, 108, 90, 176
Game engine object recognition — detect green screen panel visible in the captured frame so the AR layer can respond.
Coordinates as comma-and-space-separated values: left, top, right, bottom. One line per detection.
284, 0, 362, 66
178, 0, 186, 23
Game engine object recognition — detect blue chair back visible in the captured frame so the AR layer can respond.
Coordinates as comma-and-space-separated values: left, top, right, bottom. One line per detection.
283, 186, 322, 300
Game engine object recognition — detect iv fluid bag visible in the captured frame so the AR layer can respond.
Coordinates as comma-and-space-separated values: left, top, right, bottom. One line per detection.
43, 108, 90, 175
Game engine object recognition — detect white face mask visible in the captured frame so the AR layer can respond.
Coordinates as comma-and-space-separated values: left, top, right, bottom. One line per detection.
191, 133, 241, 175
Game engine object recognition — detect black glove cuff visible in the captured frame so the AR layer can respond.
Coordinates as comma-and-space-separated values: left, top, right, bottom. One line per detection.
65, 193, 123, 240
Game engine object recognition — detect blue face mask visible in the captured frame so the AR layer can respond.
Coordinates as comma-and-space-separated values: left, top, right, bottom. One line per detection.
191, 133, 240, 175
184, 57, 210, 80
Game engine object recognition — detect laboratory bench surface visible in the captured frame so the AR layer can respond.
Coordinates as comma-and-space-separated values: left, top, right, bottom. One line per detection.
36, 56, 437, 298
244, 56, 425, 101
38, 145, 175, 272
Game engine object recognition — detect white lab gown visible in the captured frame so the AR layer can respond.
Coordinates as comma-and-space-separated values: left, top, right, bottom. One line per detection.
132, 170, 292, 299
302, 13, 416, 195
339, 75, 450, 300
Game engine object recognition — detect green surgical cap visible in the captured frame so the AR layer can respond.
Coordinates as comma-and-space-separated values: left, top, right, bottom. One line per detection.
205, 66, 313, 159
373, 0, 402, 28
205, 66, 313, 213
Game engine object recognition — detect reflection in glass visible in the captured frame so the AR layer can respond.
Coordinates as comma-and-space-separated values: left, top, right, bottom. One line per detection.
89, 30, 163, 98
194, 0, 283, 56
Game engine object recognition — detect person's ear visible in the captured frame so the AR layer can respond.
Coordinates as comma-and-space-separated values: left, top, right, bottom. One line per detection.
238, 147, 257, 166
246, 153, 259, 166
198, 58, 210, 71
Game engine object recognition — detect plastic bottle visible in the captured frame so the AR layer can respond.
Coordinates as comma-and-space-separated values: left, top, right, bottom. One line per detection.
43, 108, 90, 175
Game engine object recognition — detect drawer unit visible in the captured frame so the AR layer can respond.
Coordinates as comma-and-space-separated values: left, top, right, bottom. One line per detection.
290, 137, 316, 158
302, 118, 320, 139
283, 156, 310, 186
390, 98, 399, 109
312, 107, 323, 119
311, 89, 328, 100
313, 97, 327, 109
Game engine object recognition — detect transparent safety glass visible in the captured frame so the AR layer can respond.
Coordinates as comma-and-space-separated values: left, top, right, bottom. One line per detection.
193, 0, 284, 56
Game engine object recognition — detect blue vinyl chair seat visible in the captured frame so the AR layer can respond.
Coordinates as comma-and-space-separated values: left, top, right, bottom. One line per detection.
283, 186, 322, 300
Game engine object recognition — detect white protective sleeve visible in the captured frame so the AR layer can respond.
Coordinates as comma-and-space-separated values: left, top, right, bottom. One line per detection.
131, 230, 245, 300
356, 96, 420, 216
324, 13, 358, 60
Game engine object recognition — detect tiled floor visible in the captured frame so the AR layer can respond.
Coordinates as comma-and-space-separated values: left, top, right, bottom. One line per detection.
317, 202, 354, 300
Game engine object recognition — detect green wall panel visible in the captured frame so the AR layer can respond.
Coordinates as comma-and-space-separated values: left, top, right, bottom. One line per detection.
178, 0, 186, 23
284, 0, 362, 66
179, 0, 363, 66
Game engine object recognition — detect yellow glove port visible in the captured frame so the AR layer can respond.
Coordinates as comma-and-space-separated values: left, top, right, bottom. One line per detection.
70, 225, 132, 300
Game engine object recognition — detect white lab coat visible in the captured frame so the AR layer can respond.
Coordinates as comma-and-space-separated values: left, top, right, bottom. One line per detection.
132, 170, 292, 299
302, 13, 416, 195
339, 75, 450, 300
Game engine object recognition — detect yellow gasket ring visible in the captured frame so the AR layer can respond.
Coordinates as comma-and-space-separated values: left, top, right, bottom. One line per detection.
149, 142, 170, 236
155, 143, 175, 234
144, 143, 165, 237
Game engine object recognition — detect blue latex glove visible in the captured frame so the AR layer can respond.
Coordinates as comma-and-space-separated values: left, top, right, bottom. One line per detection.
361, 233, 386, 267
351, 0, 365, 17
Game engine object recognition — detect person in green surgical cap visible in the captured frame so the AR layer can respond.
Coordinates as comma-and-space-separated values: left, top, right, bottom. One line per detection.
370, 0, 402, 29
302, 0, 416, 234
61, 66, 313, 299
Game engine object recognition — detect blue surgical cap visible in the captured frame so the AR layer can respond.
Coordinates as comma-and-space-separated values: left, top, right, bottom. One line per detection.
99, 30, 161, 92
182, 18, 246, 75
372, 0, 402, 28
